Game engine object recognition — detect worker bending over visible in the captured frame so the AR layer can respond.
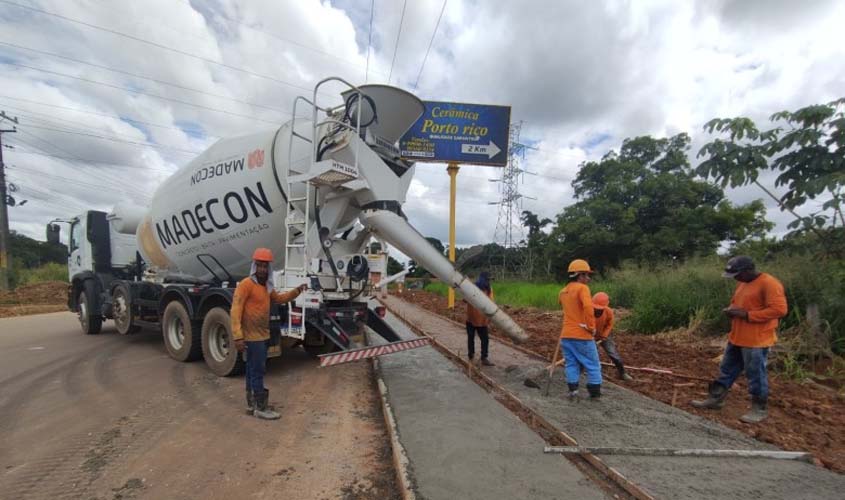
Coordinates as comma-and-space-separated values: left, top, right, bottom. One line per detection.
691, 256, 787, 423
592, 292, 633, 381
559, 259, 602, 399
231, 248, 306, 420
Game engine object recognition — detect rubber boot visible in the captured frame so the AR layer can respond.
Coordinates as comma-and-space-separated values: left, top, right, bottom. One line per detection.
739, 396, 768, 423
253, 390, 280, 420
245, 389, 255, 414
481, 358, 495, 367
567, 383, 579, 401
616, 365, 634, 382
587, 383, 602, 399
691, 382, 728, 409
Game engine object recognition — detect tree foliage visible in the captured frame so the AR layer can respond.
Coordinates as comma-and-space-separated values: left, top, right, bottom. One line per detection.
697, 98, 845, 237
545, 134, 771, 277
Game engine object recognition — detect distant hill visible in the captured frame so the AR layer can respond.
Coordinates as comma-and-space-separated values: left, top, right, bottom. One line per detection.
9, 231, 67, 268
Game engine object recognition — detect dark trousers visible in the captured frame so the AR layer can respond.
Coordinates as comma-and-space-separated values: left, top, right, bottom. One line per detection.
599, 335, 625, 374
466, 323, 489, 360
245, 340, 268, 394
715, 342, 770, 399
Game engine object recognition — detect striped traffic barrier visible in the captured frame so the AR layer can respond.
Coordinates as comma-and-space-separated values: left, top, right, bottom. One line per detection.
318, 338, 430, 367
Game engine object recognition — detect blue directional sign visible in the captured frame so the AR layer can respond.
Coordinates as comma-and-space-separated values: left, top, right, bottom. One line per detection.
399, 101, 511, 166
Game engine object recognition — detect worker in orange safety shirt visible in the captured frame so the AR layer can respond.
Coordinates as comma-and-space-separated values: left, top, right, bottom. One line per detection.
592, 292, 633, 381
231, 248, 306, 420
691, 255, 787, 423
465, 271, 494, 366
559, 259, 602, 400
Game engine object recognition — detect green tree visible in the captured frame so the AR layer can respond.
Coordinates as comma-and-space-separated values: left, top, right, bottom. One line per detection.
697, 98, 845, 253
546, 134, 771, 278
387, 256, 404, 275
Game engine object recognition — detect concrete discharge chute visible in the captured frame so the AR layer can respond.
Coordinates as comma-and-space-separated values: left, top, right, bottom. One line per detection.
361, 209, 528, 343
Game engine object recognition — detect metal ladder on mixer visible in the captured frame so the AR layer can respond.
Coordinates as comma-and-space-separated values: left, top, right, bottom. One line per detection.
281, 77, 366, 339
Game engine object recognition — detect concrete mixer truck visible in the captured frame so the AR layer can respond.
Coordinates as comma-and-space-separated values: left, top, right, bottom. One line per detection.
57, 78, 527, 376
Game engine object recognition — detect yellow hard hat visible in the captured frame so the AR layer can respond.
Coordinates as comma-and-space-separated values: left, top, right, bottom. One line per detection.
567, 259, 593, 274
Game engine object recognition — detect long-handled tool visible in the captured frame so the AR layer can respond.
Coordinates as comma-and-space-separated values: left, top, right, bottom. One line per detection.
543, 446, 814, 463
542, 339, 561, 396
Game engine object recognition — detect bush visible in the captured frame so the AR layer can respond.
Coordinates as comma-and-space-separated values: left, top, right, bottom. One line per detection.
13, 262, 68, 287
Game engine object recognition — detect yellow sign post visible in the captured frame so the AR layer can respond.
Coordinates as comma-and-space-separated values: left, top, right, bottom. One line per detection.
447, 162, 459, 308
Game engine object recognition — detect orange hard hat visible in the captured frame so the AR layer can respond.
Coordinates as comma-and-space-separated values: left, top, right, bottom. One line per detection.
567, 259, 593, 274
252, 247, 274, 262
592, 292, 610, 309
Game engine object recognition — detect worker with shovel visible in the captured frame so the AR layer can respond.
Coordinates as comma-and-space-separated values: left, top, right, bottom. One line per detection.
559, 259, 602, 399
691, 256, 787, 423
593, 292, 634, 381
232, 248, 307, 420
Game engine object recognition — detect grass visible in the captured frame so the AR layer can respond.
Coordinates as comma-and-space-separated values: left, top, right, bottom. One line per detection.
11, 262, 67, 288
424, 255, 845, 355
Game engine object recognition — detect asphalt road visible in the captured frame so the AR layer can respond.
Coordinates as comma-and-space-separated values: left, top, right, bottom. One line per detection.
0, 312, 397, 500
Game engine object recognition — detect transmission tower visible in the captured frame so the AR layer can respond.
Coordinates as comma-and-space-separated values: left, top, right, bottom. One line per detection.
490, 121, 534, 275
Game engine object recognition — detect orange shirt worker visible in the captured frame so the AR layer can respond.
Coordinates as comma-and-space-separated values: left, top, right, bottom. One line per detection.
691, 256, 787, 423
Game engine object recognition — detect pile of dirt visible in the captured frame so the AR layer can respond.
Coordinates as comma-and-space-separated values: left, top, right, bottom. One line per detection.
0, 281, 67, 318
399, 289, 845, 473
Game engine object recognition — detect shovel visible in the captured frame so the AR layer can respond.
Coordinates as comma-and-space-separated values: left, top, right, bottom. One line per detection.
542, 339, 561, 396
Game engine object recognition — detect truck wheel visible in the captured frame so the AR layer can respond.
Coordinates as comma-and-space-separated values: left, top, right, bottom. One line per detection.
162, 301, 202, 362
112, 284, 140, 335
78, 280, 102, 335
201, 307, 244, 377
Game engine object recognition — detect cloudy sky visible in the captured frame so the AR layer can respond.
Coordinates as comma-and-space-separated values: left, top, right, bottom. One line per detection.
1, 0, 843, 260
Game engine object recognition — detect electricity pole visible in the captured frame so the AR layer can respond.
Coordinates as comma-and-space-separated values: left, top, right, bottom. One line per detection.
0, 111, 19, 291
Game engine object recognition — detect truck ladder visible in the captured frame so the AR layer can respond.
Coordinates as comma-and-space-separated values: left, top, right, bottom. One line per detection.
282, 77, 367, 339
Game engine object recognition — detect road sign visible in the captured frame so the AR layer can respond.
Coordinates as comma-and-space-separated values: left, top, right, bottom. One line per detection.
400, 101, 511, 166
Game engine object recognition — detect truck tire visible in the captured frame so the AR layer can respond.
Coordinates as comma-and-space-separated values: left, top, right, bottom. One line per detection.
162, 300, 202, 362
78, 280, 102, 335
112, 284, 140, 335
201, 307, 244, 377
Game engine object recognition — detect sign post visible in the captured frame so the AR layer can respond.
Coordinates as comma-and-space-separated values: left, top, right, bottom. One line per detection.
447, 162, 459, 308
400, 101, 511, 309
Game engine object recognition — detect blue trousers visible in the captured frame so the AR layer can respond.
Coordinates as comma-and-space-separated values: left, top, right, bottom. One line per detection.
561, 339, 602, 385
245, 340, 268, 394
715, 342, 770, 399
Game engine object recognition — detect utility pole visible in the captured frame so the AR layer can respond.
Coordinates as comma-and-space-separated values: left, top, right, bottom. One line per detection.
0, 111, 19, 291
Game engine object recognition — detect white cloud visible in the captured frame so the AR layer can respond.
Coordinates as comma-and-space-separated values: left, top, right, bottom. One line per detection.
0, 0, 842, 259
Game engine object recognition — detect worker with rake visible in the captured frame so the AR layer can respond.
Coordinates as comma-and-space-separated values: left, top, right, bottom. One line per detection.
559, 259, 602, 400
593, 292, 634, 381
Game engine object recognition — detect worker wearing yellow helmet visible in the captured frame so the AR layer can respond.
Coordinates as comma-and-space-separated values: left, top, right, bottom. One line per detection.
558, 259, 602, 400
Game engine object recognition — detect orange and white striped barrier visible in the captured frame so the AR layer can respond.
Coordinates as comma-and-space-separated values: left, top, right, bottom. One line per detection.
318, 338, 430, 367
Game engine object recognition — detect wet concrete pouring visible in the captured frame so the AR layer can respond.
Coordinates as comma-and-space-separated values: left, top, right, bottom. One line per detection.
383, 294, 844, 499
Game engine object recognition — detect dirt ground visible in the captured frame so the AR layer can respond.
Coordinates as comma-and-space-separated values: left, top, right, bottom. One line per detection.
0, 281, 67, 318
398, 289, 845, 473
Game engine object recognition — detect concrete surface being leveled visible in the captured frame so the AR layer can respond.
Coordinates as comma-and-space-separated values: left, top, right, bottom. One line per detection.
375, 311, 609, 500
382, 296, 845, 500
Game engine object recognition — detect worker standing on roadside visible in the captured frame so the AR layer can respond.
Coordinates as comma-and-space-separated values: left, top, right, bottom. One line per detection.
592, 292, 633, 381
559, 260, 602, 399
231, 248, 307, 420
691, 256, 787, 423
465, 271, 495, 366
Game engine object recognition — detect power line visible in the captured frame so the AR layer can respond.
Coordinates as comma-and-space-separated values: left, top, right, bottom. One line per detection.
387, 0, 408, 84
0, 40, 290, 114
0, 0, 326, 95
6, 61, 286, 124
19, 123, 202, 156
5, 148, 172, 173
413, 0, 447, 90
0, 95, 220, 138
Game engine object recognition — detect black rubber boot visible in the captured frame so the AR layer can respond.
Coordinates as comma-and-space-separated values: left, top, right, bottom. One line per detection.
567, 383, 579, 400
691, 382, 729, 409
253, 389, 280, 420
616, 365, 634, 381
245, 389, 254, 414
740, 396, 768, 423
587, 383, 601, 399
